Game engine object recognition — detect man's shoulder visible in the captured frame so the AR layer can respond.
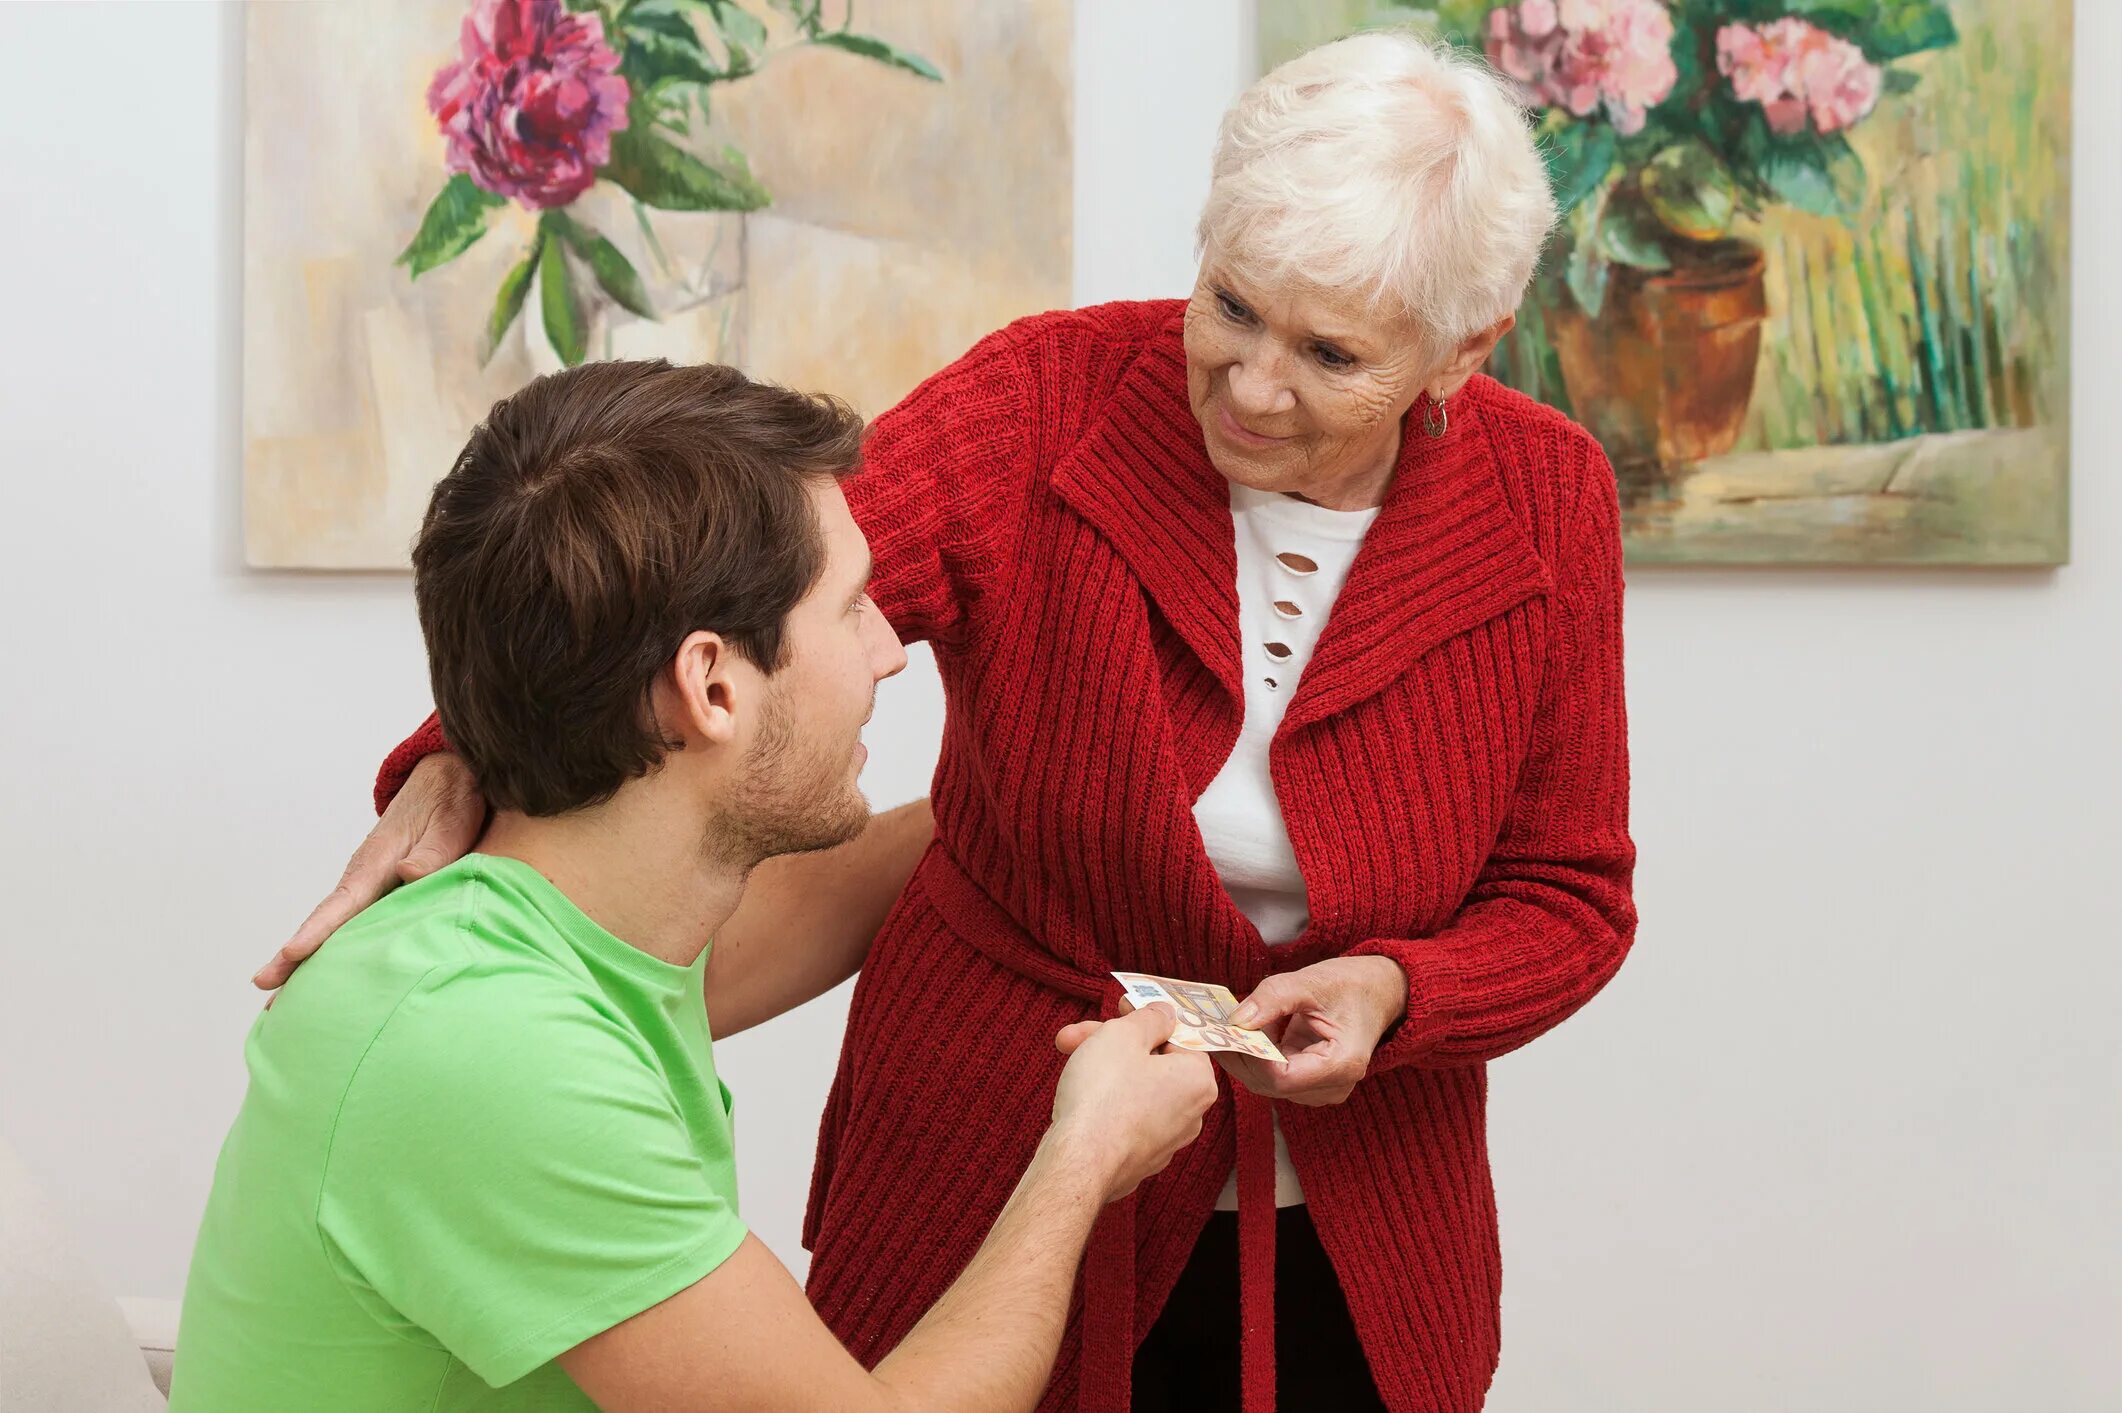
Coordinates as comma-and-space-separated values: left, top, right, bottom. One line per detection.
275, 860, 579, 1028
310, 944, 673, 1216
267, 862, 622, 1116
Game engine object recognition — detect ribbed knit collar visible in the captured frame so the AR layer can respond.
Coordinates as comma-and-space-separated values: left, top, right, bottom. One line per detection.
1049, 308, 1554, 731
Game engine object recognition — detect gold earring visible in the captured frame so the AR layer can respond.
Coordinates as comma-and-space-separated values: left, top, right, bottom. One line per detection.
1422, 394, 1449, 439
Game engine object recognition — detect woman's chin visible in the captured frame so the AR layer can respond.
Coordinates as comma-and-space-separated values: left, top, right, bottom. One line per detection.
1205, 443, 1302, 495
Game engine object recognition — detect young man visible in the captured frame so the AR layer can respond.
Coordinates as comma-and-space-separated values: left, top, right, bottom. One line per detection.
173, 361, 1217, 1411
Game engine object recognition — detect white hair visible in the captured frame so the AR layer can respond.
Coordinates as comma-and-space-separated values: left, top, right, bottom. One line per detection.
1197, 30, 1556, 347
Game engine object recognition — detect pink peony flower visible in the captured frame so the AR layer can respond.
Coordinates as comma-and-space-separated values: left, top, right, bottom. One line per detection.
427, 0, 631, 210
1486, 0, 1678, 136
1716, 18, 1882, 136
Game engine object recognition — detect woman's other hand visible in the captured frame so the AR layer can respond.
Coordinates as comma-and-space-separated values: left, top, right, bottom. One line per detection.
1219, 956, 1409, 1106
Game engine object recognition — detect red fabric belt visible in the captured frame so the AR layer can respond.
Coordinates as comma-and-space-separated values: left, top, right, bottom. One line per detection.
915, 851, 1278, 1413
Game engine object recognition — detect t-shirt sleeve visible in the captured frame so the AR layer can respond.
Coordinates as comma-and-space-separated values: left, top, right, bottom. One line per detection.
316, 971, 746, 1389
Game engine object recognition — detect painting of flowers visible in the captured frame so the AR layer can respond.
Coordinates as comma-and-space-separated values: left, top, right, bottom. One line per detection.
1260, 0, 2072, 566
243, 0, 1070, 568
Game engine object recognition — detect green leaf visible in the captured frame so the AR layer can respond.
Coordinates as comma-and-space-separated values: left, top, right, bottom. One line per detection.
1543, 122, 1618, 217
812, 31, 942, 81
1640, 140, 1737, 242
1566, 239, 1611, 321
1564, 193, 1612, 319
604, 128, 771, 211
764, 0, 818, 36
539, 236, 588, 367
481, 235, 542, 366
1663, 12, 1711, 118
625, 9, 705, 46
639, 85, 697, 137
545, 210, 656, 319
1784, 0, 1958, 59
1747, 128, 1868, 218
1882, 68, 1922, 96
1429, 0, 1495, 47
701, 0, 768, 71
622, 11, 725, 87
1597, 198, 1673, 272
397, 174, 507, 278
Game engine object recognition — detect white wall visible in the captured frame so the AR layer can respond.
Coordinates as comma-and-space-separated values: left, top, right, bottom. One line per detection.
2, 1, 2116, 1408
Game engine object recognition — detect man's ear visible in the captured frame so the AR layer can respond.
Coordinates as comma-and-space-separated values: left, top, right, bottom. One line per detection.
663, 630, 742, 748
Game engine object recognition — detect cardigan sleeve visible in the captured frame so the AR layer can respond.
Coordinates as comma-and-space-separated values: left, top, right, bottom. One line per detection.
372, 326, 1042, 816
374, 711, 450, 816
844, 325, 1039, 651
1351, 443, 1637, 1072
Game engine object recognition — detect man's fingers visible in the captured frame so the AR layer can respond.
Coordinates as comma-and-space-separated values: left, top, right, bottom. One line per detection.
1054, 1020, 1102, 1055
1213, 1051, 1281, 1098
1120, 1002, 1179, 1049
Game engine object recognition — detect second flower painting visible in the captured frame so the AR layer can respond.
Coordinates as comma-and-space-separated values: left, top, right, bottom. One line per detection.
1265, 0, 2073, 567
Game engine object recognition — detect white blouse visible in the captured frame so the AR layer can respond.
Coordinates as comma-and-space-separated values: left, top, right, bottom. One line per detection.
1194, 484, 1380, 1207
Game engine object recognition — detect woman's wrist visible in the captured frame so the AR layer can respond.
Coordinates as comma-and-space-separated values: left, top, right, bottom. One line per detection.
1346, 953, 1409, 1033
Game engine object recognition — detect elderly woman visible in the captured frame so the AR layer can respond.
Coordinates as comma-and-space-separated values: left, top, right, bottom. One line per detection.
274, 31, 1633, 1413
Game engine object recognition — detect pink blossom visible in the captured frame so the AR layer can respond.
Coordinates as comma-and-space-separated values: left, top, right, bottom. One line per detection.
1517, 0, 1559, 38
427, 0, 631, 210
1486, 0, 1678, 136
1716, 18, 1882, 136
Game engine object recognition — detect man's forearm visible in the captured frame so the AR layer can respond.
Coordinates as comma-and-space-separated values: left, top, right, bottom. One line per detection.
870, 1127, 1111, 1413
705, 798, 934, 1037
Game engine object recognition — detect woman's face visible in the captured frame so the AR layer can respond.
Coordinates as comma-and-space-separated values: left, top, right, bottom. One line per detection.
1182, 263, 1491, 509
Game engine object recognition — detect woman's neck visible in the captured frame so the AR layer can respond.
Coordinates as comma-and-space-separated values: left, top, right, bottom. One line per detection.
1290, 427, 1403, 511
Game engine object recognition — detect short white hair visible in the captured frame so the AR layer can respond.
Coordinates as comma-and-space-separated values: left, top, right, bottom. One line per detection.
1197, 30, 1556, 346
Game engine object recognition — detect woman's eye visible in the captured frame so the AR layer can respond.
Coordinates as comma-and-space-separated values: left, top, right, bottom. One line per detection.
1216, 291, 1250, 323
1315, 345, 1354, 369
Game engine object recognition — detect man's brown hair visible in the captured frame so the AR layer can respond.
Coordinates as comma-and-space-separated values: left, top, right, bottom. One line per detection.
412, 359, 864, 817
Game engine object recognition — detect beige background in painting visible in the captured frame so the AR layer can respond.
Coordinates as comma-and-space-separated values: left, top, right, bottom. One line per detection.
243, 0, 1071, 568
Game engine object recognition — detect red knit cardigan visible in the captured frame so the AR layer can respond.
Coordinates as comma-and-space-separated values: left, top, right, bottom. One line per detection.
377, 300, 1636, 1413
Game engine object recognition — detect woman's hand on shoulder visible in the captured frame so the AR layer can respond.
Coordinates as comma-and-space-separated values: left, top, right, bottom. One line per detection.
251, 753, 487, 991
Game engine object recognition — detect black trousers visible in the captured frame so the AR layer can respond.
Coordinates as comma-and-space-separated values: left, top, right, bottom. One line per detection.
1132, 1205, 1388, 1413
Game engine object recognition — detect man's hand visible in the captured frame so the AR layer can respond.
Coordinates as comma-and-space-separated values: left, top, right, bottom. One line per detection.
1049, 1006, 1218, 1202
562, 1011, 1217, 1413
1216, 956, 1409, 1107
252, 753, 486, 990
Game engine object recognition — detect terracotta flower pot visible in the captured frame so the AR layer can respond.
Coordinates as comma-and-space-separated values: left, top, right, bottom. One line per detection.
1548, 239, 1768, 475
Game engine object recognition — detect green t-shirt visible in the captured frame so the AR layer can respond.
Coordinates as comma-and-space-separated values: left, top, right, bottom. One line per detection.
171, 854, 746, 1411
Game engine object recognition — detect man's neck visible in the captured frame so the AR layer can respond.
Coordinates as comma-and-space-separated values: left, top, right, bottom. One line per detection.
477, 787, 747, 969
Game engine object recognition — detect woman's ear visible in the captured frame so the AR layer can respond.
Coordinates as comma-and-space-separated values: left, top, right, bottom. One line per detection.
1431, 312, 1517, 401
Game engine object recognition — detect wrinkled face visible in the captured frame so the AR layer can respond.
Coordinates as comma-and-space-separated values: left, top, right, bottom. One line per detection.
1183, 262, 1435, 507
715, 479, 906, 862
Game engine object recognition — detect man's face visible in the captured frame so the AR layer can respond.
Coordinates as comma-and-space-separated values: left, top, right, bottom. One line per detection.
713, 479, 906, 863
